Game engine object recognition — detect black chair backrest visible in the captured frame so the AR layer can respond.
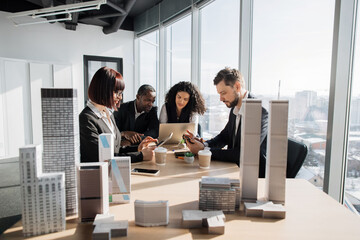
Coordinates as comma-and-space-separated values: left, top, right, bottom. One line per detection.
197, 123, 202, 138
286, 138, 308, 178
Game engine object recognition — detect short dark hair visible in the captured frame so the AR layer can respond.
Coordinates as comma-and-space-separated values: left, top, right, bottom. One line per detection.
137, 84, 156, 96
165, 81, 206, 116
213, 67, 245, 87
88, 67, 125, 109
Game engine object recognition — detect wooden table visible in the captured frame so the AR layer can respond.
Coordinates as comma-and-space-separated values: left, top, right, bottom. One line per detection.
2, 149, 360, 239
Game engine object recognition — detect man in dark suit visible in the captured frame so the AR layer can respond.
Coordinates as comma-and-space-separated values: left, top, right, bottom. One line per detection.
114, 84, 159, 145
186, 67, 268, 177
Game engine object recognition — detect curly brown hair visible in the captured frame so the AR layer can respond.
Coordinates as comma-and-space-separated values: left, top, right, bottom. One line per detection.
165, 81, 206, 118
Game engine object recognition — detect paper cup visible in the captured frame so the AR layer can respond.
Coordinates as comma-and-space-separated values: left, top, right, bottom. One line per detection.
198, 148, 211, 169
154, 147, 167, 165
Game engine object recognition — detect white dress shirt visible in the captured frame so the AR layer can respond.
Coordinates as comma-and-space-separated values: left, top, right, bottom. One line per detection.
87, 100, 115, 137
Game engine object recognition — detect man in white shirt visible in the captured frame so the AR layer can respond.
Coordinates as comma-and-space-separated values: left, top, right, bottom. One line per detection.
186, 67, 269, 177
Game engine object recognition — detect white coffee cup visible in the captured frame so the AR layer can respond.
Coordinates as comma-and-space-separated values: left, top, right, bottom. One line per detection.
198, 148, 211, 169
154, 147, 167, 165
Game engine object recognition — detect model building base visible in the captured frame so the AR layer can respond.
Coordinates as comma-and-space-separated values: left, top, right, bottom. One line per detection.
92, 214, 128, 240
134, 200, 169, 227
182, 210, 225, 235
244, 201, 286, 219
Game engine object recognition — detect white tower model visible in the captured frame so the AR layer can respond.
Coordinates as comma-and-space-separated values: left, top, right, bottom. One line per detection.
99, 133, 114, 162
265, 100, 289, 204
110, 157, 131, 203
19, 145, 66, 237
239, 99, 262, 202
41, 88, 80, 215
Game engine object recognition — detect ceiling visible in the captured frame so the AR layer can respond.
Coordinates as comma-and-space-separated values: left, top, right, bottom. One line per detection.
0, 0, 162, 33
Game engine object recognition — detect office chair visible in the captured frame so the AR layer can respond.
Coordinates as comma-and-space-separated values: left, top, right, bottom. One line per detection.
286, 138, 308, 178
198, 123, 202, 138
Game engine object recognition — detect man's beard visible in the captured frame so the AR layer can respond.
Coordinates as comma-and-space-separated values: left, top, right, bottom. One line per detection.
144, 106, 152, 113
226, 92, 240, 108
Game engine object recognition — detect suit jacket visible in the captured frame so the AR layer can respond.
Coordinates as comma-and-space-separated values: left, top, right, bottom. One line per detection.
113, 100, 159, 138
206, 93, 268, 177
79, 106, 143, 163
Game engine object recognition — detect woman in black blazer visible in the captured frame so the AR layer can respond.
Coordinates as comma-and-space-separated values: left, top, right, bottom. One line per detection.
79, 66, 156, 163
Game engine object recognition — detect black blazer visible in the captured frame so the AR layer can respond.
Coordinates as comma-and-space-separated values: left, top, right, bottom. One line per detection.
113, 100, 159, 138
79, 106, 143, 163
206, 93, 268, 177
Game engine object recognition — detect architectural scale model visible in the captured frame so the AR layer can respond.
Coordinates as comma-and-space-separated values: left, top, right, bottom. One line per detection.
19, 145, 66, 237
99, 133, 114, 162
265, 100, 289, 204
239, 99, 262, 202
230, 179, 241, 208
109, 157, 131, 203
134, 200, 169, 226
92, 214, 128, 240
93, 214, 115, 225
77, 162, 109, 222
244, 201, 286, 219
182, 210, 225, 234
41, 88, 80, 215
199, 177, 237, 213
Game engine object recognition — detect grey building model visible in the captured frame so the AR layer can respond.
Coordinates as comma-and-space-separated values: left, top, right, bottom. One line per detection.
77, 162, 109, 222
19, 145, 66, 237
41, 88, 80, 215
199, 177, 239, 213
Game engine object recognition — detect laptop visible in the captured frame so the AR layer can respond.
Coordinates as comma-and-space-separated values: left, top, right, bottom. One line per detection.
158, 123, 196, 144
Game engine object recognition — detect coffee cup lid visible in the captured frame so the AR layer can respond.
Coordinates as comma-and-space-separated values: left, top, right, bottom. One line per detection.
198, 148, 211, 156
154, 147, 167, 153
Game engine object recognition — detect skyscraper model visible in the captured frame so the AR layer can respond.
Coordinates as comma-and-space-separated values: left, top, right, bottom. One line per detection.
98, 134, 130, 203
19, 145, 66, 237
110, 157, 131, 203
77, 162, 109, 222
41, 88, 80, 215
99, 133, 114, 162
265, 100, 289, 204
239, 99, 262, 202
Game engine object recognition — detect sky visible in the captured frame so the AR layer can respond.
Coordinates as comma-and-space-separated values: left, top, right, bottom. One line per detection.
139, 0, 360, 98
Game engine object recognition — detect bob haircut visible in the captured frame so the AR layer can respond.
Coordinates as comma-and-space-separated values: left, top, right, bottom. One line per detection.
88, 67, 125, 110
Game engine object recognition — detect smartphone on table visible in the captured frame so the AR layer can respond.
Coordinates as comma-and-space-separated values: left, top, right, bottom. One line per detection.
131, 168, 160, 176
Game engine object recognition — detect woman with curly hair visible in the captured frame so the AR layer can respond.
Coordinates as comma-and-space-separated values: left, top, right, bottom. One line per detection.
159, 81, 206, 134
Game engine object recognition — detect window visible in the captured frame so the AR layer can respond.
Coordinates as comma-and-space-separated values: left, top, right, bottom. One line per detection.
199, 0, 240, 139
83, 55, 123, 104
345, 5, 360, 214
139, 30, 159, 91
165, 14, 192, 87
252, 0, 335, 186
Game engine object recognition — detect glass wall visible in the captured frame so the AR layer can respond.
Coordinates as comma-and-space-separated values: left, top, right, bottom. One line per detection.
252, 0, 335, 187
345, 5, 360, 213
165, 15, 192, 87
139, 30, 159, 91
199, 0, 240, 139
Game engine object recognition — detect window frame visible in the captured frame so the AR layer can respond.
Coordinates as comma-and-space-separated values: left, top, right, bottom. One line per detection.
83, 55, 123, 105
